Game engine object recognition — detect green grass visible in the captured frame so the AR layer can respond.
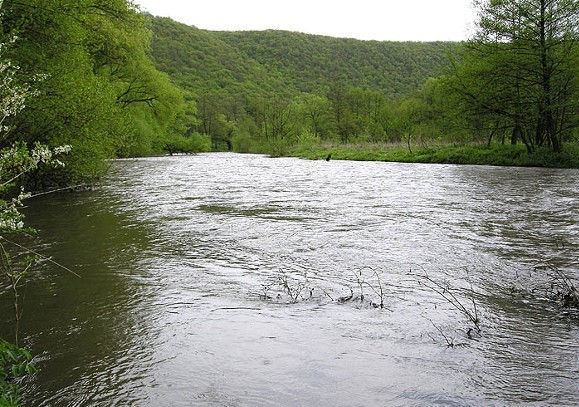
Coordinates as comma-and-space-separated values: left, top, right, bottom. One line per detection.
286, 142, 579, 168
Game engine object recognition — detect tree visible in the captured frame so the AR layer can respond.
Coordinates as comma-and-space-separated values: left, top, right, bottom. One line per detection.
447, 0, 578, 152
0, 0, 191, 182
391, 96, 430, 153
255, 97, 298, 143
293, 93, 334, 140
327, 79, 354, 142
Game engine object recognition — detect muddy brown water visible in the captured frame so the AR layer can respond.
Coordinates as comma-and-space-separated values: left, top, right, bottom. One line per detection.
2, 153, 578, 406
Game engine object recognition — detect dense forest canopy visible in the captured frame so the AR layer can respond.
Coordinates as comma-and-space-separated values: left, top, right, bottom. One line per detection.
215, 30, 459, 95
150, 18, 459, 97
0, 0, 206, 186
148, 8, 577, 156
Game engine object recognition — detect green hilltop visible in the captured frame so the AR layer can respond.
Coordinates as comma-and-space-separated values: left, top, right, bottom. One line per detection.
148, 16, 459, 99
213, 30, 459, 95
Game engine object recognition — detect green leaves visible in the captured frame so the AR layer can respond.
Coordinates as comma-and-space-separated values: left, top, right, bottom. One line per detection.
0, 338, 35, 406
447, 0, 579, 152
1, 0, 191, 179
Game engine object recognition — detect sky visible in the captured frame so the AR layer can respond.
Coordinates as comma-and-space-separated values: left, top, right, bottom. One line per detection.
134, 0, 478, 42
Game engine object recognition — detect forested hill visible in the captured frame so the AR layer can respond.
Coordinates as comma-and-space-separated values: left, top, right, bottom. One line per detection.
149, 16, 460, 97
149, 17, 289, 98
214, 30, 459, 95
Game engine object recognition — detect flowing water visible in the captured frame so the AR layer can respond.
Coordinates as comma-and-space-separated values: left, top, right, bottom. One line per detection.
2, 153, 578, 406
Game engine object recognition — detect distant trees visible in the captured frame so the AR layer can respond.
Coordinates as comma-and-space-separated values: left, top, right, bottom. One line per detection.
148, 18, 465, 151
148, 14, 573, 156
293, 94, 334, 140
255, 97, 298, 154
446, 0, 579, 152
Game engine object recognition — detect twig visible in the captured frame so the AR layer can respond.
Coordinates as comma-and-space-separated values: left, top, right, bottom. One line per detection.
424, 316, 455, 347
367, 267, 385, 309
28, 184, 89, 197
0, 236, 80, 277
412, 268, 480, 331
352, 267, 365, 301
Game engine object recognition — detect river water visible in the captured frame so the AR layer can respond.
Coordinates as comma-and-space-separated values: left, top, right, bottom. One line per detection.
2, 153, 578, 406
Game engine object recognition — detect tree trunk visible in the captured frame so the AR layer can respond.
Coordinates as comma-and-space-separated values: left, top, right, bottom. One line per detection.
538, 0, 562, 153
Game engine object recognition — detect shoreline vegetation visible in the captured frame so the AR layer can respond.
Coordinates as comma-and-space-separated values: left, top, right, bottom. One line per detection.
271, 142, 579, 169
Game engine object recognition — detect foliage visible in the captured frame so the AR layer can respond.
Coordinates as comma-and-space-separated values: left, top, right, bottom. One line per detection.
1, 41, 72, 231
1, 0, 577, 191
148, 17, 462, 152
0, 339, 35, 407
0, 0, 193, 185
444, 0, 579, 153
215, 30, 458, 95
147, 11, 578, 163
162, 133, 211, 155
0, 29, 75, 405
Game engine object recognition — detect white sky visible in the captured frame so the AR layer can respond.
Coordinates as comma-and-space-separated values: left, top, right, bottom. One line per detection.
134, 0, 478, 42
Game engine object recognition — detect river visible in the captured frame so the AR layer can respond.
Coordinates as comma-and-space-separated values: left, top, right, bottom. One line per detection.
2, 153, 578, 406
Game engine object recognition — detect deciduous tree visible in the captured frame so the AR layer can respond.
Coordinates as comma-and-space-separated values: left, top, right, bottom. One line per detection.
447, 0, 578, 152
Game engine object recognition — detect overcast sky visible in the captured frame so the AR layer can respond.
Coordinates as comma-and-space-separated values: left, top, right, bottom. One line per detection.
134, 0, 478, 42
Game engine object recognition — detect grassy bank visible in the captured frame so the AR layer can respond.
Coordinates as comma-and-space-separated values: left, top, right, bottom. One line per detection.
286, 143, 579, 168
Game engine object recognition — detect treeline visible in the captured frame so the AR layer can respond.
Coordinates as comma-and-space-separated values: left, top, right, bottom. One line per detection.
148, 17, 460, 153
2, 0, 578, 183
0, 0, 208, 187
149, 11, 578, 159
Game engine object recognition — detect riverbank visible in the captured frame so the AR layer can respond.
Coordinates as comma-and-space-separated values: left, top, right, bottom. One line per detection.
285, 143, 579, 168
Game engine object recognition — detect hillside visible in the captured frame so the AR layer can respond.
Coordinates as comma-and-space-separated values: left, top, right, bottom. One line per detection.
149, 17, 290, 99
146, 16, 464, 150
215, 30, 459, 94
148, 16, 459, 98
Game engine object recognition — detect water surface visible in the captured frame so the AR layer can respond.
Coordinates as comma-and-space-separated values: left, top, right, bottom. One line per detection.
2, 153, 578, 406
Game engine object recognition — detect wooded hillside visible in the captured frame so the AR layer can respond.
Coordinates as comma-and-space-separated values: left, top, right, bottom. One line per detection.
215, 30, 458, 95
149, 17, 458, 98
148, 17, 467, 151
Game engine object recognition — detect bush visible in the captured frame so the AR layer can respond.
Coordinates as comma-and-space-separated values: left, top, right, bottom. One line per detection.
0, 339, 35, 407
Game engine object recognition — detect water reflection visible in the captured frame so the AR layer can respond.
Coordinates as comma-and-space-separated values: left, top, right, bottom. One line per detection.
5, 191, 161, 406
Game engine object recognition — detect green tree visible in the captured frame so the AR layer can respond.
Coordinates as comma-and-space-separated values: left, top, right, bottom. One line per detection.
293, 94, 334, 140
196, 92, 238, 150
0, 0, 191, 182
391, 96, 430, 153
254, 96, 299, 154
447, 0, 578, 152
327, 80, 358, 142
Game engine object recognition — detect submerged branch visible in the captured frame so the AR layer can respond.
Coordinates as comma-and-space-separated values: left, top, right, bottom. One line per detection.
411, 268, 481, 332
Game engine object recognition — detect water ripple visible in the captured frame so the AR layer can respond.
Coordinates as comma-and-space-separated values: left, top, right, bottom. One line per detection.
14, 153, 579, 406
